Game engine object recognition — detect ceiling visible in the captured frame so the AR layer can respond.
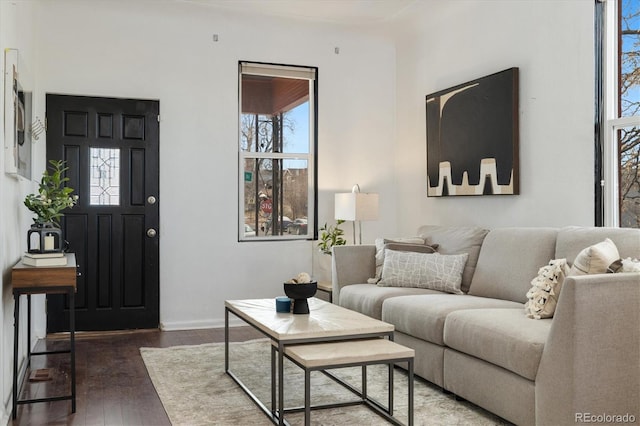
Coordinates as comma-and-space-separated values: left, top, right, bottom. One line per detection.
178, 0, 418, 25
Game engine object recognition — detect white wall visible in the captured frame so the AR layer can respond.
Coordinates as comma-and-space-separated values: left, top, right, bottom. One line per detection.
0, 1, 40, 421
392, 0, 595, 234
32, 0, 397, 330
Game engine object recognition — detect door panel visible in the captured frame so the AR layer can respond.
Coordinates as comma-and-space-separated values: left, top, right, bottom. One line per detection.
46, 95, 159, 332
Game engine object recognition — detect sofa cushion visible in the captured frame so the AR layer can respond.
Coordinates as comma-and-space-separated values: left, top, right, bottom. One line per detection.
381, 294, 523, 345
556, 226, 640, 265
417, 225, 489, 293
569, 238, 620, 276
378, 250, 467, 294
444, 309, 551, 381
468, 227, 558, 303
338, 284, 443, 320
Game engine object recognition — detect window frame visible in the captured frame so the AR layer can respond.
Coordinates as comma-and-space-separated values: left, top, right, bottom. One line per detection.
237, 61, 318, 242
600, 0, 640, 227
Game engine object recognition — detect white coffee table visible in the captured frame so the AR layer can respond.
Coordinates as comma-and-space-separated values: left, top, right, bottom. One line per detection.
225, 298, 399, 425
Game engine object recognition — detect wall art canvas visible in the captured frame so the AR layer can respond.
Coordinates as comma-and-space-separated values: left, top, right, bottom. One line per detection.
426, 67, 519, 196
4, 48, 32, 180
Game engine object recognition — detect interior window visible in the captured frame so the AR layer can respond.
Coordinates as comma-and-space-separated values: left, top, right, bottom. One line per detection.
89, 147, 120, 206
601, 0, 640, 227
238, 62, 317, 240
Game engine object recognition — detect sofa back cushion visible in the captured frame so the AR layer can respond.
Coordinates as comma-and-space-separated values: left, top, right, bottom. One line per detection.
468, 227, 558, 303
556, 226, 640, 266
417, 225, 489, 293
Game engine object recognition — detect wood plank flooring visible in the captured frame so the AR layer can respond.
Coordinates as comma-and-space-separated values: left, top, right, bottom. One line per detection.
11, 327, 262, 425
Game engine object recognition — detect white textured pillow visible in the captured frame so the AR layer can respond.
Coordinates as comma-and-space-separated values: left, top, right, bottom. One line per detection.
525, 259, 570, 320
378, 250, 468, 294
367, 237, 427, 283
569, 238, 620, 276
609, 257, 640, 273
622, 257, 640, 272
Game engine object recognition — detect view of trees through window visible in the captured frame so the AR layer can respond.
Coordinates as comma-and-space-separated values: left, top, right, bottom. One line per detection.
240, 109, 309, 237
619, 0, 640, 227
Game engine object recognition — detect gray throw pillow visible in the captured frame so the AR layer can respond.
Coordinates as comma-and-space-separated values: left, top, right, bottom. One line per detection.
378, 249, 468, 294
367, 237, 437, 283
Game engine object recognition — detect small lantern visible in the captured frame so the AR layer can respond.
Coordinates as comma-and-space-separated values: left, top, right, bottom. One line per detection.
27, 224, 63, 253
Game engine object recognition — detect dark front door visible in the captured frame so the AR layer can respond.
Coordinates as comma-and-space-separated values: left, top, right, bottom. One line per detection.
46, 94, 160, 332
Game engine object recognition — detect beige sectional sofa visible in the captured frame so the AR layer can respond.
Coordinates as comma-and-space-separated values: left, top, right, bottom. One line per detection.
332, 226, 640, 425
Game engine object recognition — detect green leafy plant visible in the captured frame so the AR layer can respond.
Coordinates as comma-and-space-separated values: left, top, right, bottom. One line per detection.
24, 160, 79, 226
317, 219, 346, 255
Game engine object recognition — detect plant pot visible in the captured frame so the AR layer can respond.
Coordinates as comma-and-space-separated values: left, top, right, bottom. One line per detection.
283, 282, 317, 314
312, 250, 332, 282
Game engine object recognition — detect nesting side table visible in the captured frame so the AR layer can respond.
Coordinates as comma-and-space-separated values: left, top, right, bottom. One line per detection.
11, 253, 77, 419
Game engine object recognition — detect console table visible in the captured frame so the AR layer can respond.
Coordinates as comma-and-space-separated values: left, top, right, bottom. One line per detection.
11, 253, 77, 419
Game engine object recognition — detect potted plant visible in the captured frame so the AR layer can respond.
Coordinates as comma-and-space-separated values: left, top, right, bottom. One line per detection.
24, 160, 78, 252
317, 219, 346, 256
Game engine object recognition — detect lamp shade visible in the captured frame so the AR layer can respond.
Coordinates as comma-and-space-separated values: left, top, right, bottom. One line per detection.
334, 192, 379, 221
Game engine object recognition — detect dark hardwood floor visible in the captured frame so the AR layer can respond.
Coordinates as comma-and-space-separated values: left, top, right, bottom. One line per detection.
12, 327, 262, 425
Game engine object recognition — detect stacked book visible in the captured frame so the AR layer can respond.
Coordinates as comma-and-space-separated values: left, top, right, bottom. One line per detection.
22, 252, 67, 267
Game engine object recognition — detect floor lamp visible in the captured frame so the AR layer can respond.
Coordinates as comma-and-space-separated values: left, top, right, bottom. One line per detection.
334, 184, 379, 245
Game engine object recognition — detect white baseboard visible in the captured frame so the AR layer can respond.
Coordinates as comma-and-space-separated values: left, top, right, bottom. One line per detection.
159, 317, 246, 331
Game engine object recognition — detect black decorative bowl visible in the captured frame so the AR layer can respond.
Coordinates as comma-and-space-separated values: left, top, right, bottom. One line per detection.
283, 282, 317, 314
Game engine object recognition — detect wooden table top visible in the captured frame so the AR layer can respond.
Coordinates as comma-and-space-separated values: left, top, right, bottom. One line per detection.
12, 253, 77, 290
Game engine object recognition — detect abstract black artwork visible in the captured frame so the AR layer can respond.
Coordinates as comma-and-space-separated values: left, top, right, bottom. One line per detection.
426, 68, 519, 196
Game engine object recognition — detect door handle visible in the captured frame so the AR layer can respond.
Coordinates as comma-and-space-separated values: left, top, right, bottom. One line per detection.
147, 228, 157, 238
147, 195, 157, 205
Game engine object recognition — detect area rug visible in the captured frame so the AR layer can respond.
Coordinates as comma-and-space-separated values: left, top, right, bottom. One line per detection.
140, 339, 507, 425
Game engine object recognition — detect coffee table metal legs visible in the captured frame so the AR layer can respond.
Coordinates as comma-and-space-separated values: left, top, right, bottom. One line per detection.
278, 341, 285, 425
298, 359, 414, 426
225, 307, 285, 425
271, 344, 276, 417
304, 369, 311, 426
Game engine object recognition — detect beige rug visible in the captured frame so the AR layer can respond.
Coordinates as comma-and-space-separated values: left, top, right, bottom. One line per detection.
140, 339, 507, 425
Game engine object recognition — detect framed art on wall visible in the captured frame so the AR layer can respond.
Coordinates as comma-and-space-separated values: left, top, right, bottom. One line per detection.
4, 48, 32, 180
426, 67, 519, 196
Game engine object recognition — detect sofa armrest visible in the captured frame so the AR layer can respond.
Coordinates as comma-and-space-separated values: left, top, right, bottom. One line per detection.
536, 272, 640, 425
331, 245, 376, 304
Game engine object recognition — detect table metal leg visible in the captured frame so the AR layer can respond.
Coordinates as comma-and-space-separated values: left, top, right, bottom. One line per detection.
224, 308, 229, 372
27, 295, 31, 362
389, 362, 394, 416
12, 293, 20, 420
271, 344, 276, 416
69, 289, 76, 413
278, 341, 284, 425
225, 308, 282, 425
408, 359, 414, 426
304, 369, 311, 426
362, 365, 367, 400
